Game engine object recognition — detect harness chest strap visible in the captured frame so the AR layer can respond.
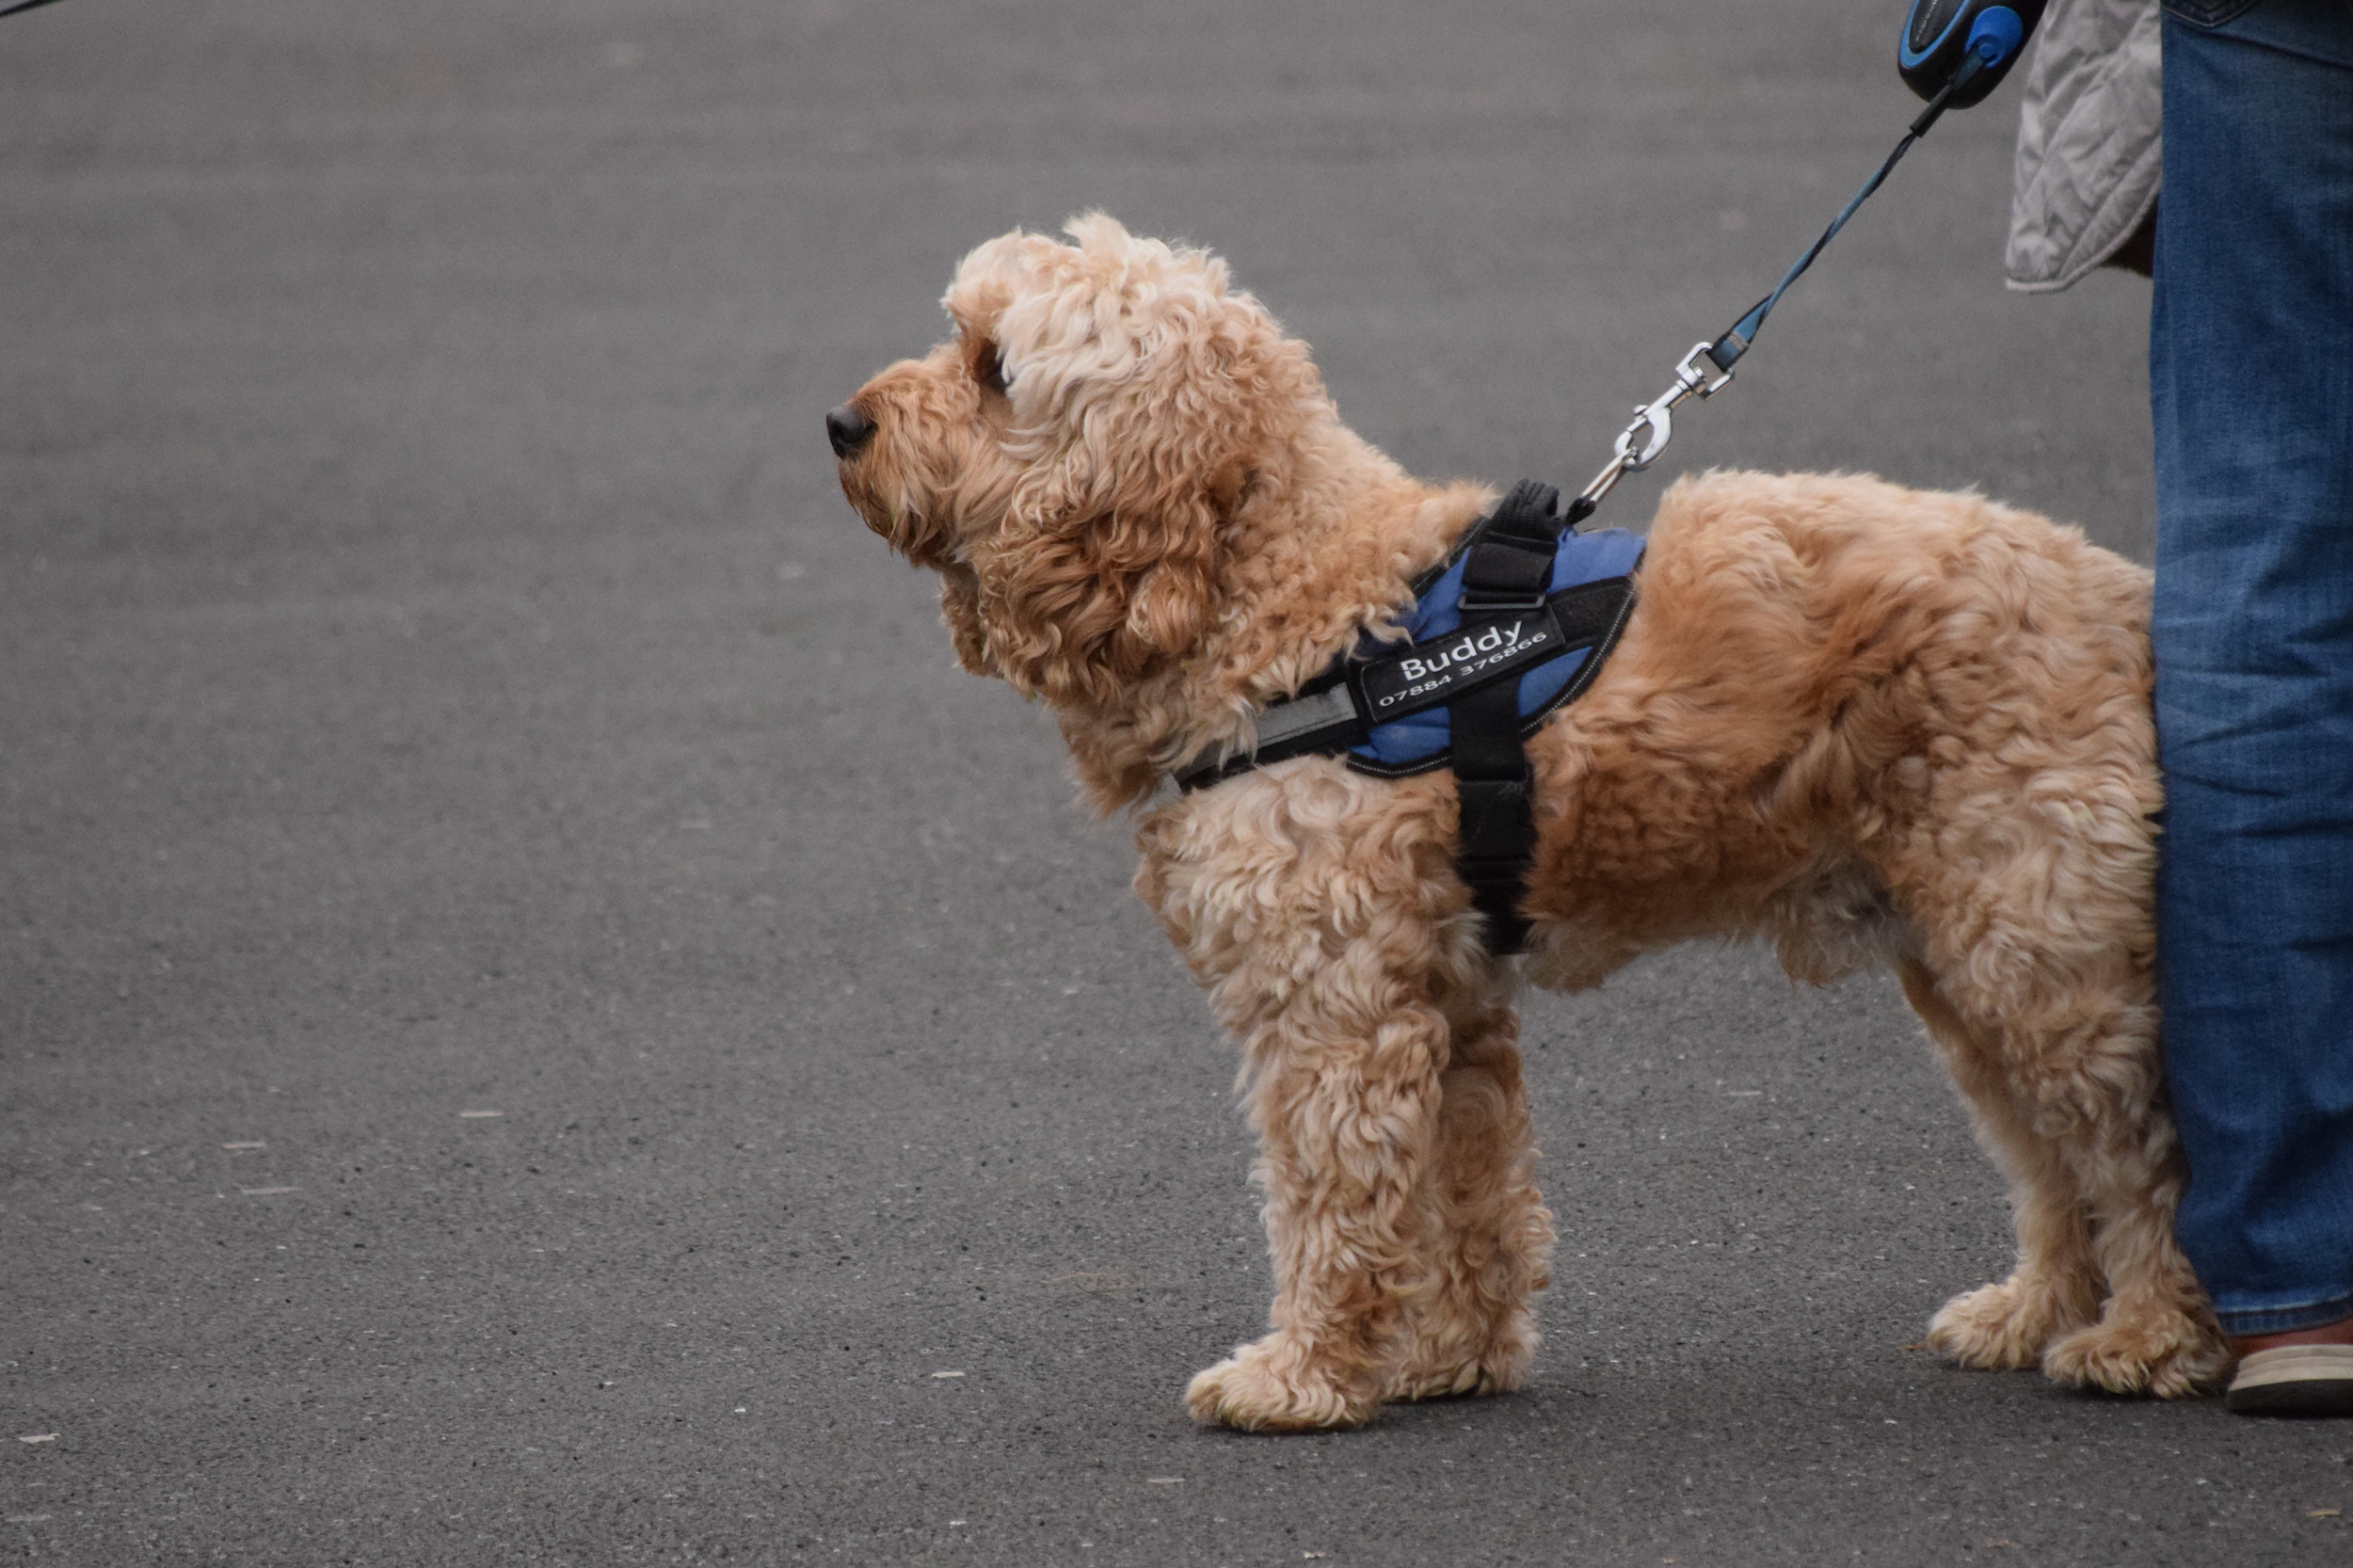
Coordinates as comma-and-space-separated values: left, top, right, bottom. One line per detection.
1174, 481, 1642, 952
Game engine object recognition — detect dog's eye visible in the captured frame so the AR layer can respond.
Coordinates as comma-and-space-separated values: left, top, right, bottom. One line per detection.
973, 341, 1009, 396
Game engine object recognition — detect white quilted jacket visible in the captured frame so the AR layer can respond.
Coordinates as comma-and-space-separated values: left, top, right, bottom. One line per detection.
2006, 0, 2164, 291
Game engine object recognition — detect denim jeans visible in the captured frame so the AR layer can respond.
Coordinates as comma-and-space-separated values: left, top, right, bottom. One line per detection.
2151, 0, 2353, 1336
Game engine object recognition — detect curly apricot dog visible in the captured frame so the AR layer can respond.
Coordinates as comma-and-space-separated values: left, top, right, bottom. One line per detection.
829, 214, 2228, 1431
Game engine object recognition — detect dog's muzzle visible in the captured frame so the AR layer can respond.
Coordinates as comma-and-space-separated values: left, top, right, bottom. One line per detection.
825, 403, 875, 458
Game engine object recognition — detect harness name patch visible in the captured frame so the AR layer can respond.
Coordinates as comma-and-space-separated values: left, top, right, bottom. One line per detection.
1357, 614, 1556, 715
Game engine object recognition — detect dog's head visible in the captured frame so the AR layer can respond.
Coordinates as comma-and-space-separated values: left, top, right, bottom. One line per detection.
830, 215, 1320, 709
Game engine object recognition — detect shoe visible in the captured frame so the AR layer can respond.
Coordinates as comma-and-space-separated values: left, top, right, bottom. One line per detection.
2227, 1345, 2353, 1416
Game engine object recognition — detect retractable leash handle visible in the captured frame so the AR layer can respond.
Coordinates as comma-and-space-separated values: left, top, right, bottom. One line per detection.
1565, 0, 2045, 524
1899, 0, 2048, 109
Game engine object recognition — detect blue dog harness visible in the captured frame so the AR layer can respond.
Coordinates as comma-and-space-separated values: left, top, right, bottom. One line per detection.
1175, 481, 1643, 952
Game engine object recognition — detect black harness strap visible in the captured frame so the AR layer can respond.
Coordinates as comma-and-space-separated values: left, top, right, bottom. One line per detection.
1451, 678, 1541, 951
1449, 480, 1572, 952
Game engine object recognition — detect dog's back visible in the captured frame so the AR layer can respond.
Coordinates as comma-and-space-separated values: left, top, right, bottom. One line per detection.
1524, 469, 2156, 997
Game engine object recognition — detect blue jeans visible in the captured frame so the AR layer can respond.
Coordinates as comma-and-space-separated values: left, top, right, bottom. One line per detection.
2152, 0, 2353, 1337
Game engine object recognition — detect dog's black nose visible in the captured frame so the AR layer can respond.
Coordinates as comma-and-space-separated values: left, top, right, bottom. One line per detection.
825, 403, 875, 459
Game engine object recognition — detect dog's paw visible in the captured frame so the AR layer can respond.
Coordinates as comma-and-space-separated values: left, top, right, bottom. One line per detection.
1381, 1353, 1526, 1404
1927, 1276, 2089, 1370
2041, 1309, 2232, 1399
1383, 1310, 1537, 1403
1185, 1336, 1371, 1432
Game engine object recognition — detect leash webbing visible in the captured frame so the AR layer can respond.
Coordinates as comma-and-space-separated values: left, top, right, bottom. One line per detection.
1567, 56, 1983, 522
1705, 63, 1977, 374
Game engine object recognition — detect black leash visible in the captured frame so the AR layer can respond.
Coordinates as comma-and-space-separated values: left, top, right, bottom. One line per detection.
0, 0, 72, 19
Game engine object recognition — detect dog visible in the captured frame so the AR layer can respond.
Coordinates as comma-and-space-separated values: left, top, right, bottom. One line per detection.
828, 214, 2229, 1431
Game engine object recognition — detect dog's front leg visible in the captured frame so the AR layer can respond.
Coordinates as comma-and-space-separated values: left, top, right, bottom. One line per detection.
1185, 977, 1450, 1432
1140, 766, 1491, 1432
1383, 990, 1553, 1403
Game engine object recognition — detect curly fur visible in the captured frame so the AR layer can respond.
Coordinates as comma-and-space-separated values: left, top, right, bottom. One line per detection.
833, 214, 2229, 1431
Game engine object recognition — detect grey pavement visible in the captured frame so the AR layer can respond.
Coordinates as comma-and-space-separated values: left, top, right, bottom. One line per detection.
3, 2, 2345, 1564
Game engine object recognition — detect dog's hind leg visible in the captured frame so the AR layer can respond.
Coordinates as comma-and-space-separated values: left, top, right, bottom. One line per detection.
2037, 1145, 2231, 1396
1381, 987, 1554, 1404
1900, 958, 2105, 1370
1902, 957, 2229, 1396
2024, 1012, 2232, 1398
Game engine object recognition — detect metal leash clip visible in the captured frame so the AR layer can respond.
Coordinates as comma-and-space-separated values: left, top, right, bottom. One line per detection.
1574, 342, 1734, 512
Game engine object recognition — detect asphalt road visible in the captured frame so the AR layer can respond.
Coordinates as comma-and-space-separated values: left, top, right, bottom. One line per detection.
4, 3, 2346, 1564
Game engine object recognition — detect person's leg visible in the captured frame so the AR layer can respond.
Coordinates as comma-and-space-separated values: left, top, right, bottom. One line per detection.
2150, 0, 2353, 1404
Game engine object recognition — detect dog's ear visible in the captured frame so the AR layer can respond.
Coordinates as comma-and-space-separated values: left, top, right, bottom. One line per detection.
967, 458, 1233, 707
962, 216, 1308, 707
